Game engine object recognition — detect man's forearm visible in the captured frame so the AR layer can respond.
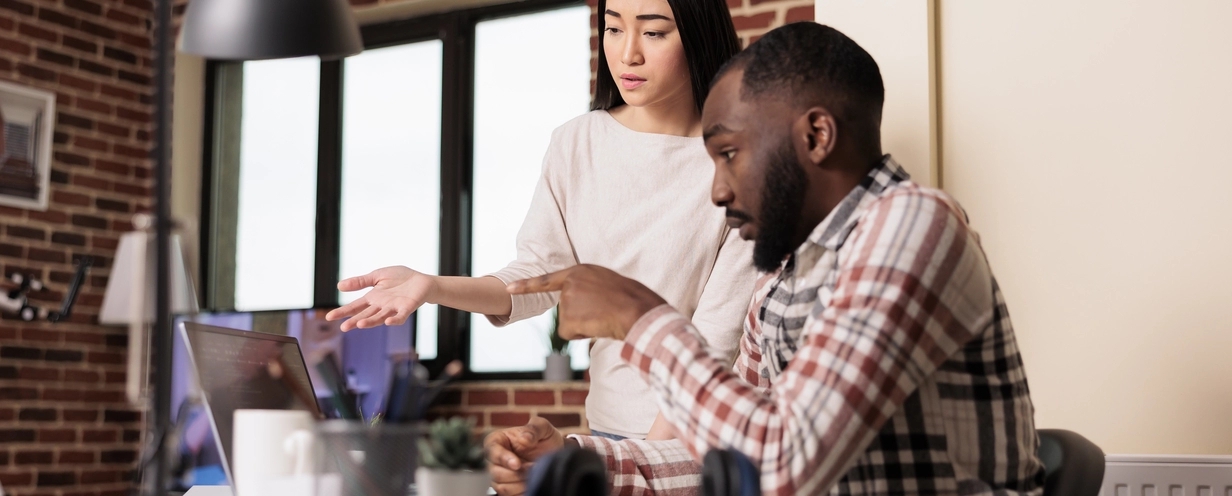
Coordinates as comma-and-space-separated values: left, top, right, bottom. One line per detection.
569, 435, 701, 495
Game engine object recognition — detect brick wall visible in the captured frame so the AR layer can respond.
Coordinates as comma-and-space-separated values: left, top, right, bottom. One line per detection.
587, 0, 816, 90
427, 381, 590, 437
0, 0, 156, 494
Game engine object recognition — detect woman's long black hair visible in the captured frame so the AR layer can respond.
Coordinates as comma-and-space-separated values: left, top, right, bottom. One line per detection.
590, 0, 742, 114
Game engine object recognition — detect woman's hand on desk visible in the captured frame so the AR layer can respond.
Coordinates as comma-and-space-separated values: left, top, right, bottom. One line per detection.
327, 266, 436, 332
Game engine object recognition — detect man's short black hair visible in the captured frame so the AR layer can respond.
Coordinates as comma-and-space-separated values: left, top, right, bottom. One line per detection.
716, 23, 885, 137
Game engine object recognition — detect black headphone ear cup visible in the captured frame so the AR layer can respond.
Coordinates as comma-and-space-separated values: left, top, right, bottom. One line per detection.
555, 446, 607, 496
529, 445, 609, 496
702, 448, 760, 496
702, 449, 734, 496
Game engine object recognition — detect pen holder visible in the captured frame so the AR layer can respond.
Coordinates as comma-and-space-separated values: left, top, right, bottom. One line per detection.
313, 420, 424, 496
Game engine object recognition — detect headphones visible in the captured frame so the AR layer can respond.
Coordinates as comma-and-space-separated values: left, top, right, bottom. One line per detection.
702, 448, 760, 496
526, 445, 608, 496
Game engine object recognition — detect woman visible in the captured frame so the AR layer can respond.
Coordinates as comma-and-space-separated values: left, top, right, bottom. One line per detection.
327, 0, 751, 441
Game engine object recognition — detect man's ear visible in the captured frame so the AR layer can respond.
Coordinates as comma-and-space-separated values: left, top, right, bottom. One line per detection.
794, 107, 837, 168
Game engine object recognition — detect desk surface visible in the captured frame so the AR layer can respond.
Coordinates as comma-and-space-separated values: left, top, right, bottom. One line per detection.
184, 487, 232, 496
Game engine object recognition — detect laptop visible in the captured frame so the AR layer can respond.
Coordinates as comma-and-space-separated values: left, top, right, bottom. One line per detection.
179, 322, 323, 488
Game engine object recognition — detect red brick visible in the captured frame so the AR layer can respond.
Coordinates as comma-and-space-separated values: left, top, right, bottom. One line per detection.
0, 472, 34, 487
83, 390, 124, 403
732, 12, 775, 31
17, 63, 56, 81
513, 390, 556, 406
18, 22, 56, 43
74, 135, 109, 152
15, 450, 53, 465
42, 388, 80, 401
65, 331, 106, 345
561, 390, 588, 405
0, 408, 15, 421
0, 38, 31, 55
64, 369, 99, 384
58, 73, 97, 92
62, 34, 98, 54
80, 469, 120, 484
52, 190, 90, 205
18, 366, 60, 380
27, 247, 66, 263
92, 235, 118, 250
104, 371, 125, 383
116, 106, 150, 123
82, 429, 117, 443
28, 209, 69, 223
105, 8, 140, 26
39, 428, 77, 443
117, 31, 148, 50
87, 351, 123, 365
37, 471, 76, 486
100, 83, 137, 100
785, 5, 813, 23
59, 450, 96, 464
96, 122, 130, 138
72, 174, 111, 192
537, 412, 582, 428
113, 143, 147, 159
76, 96, 113, 115
63, 408, 99, 422
0, 243, 22, 257
466, 389, 508, 406
20, 327, 64, 342
489, 411, 531, 427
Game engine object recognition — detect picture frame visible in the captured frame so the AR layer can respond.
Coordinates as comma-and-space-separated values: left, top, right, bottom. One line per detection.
0, 80, 56, 211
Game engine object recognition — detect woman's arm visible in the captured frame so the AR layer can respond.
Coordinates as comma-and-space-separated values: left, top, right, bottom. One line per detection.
326, 268, 512, 332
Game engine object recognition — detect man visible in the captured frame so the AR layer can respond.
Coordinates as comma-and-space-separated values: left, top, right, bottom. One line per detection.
486, 23, 1045, 495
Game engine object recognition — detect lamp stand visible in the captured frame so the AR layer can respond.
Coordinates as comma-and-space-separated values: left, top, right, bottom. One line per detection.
144, 0, 173, 492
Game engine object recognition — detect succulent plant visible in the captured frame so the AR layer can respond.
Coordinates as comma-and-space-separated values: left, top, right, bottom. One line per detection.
417, 417, 485, 471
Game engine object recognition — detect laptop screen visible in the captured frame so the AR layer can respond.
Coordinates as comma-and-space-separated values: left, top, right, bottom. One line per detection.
180, 322, 320, 481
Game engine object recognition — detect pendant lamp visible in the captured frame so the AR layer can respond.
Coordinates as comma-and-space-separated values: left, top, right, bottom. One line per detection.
178, 0, 363, 60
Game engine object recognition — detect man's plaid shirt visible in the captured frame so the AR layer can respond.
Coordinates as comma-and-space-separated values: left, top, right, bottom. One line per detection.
572, 157, 1046, 495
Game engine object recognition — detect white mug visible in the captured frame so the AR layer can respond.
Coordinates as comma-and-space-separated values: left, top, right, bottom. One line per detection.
232, 409, 315, 496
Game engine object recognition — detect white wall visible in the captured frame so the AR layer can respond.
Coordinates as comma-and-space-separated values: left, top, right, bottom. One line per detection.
819, 0, 1232, 455
815, 1, 938, 186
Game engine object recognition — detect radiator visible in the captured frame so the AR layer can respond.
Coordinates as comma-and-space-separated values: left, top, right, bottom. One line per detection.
1101, 455, 1232, 496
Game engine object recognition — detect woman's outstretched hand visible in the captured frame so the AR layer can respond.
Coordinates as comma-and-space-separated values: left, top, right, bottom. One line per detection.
326, 266, 436, 332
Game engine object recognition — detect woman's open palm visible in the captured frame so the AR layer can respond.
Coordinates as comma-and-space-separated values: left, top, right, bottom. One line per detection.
326, 266, 435, 331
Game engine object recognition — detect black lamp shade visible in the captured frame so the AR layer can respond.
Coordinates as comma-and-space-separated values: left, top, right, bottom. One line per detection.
178, 0, 363, 61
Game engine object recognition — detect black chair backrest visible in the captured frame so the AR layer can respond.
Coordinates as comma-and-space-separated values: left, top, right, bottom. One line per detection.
1038, 429, 1105, 496
702, 448, 760, 496
526, 445, 608, 496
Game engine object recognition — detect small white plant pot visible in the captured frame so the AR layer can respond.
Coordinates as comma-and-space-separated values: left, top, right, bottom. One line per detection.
415, 468, 490, 496
543, 353, 572, 382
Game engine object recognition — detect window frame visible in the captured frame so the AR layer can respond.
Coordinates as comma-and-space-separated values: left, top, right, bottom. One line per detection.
200, 0, 587, 380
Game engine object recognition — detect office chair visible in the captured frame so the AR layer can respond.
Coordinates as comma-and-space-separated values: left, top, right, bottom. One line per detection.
526, 445, 608, 496
702, 448, 760, 496
1038, 429, 1105, 496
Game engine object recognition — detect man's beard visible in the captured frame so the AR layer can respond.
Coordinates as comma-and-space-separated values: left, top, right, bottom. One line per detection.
752, 139, 808, 272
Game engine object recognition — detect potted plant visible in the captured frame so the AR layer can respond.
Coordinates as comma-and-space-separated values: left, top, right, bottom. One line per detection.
544, 307, 572, 382
415, 417, 489, 496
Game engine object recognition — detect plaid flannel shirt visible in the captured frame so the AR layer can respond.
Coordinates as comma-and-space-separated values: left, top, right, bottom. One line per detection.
572, 157, 1045, 495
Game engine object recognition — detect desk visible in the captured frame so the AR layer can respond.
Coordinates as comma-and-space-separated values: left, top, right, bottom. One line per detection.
183, 487, 232, 496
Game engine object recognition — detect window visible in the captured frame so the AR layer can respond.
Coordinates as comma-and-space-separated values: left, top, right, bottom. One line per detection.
470, 6, 592, 372
338, 41, 444, 359
203, 0, 590, 378
232, 58, 320, 312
